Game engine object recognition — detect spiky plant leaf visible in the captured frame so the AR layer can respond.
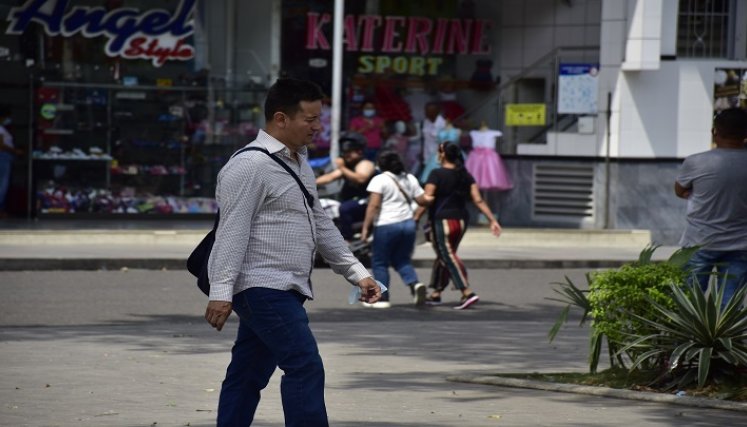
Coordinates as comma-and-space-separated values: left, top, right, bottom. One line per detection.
666, 246, 700, 269
637, 244, 660, 265
697, 347, 713, 388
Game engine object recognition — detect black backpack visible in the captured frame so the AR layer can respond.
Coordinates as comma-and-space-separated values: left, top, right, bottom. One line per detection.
186, 146, 314, 296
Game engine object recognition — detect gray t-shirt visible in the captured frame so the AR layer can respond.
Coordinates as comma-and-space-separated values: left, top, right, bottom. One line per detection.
676, 148, 747, 250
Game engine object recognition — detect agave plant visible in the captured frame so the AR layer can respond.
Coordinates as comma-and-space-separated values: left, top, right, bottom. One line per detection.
547, 245, 701, 374
618, 280, 747, 389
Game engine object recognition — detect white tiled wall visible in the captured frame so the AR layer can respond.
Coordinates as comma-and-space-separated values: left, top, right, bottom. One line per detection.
621, 0, 661, 70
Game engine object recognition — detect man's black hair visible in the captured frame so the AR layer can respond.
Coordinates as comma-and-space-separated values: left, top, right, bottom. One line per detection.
264, 78, 325, 121
714, 107, 747, 140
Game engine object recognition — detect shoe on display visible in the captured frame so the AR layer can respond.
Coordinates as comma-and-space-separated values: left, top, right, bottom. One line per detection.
453, 293, 479, 310
412, 283, 426, 306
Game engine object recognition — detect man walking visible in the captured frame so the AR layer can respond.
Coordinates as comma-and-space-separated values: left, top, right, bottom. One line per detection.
204, 78, 382, 426
675, 107, 747, 306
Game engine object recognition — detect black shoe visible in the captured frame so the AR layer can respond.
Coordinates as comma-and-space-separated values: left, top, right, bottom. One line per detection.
425, 295, 442, 306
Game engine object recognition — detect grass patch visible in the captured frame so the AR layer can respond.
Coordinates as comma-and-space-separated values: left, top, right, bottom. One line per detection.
496, 367, 747, 402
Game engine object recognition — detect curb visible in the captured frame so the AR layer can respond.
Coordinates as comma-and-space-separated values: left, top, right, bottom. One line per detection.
0, 258, 185, 271
447, 375, 747, 413
0, 258, 632, 271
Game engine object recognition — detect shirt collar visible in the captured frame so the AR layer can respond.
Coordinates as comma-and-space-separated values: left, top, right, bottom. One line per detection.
256, 129, 308, 160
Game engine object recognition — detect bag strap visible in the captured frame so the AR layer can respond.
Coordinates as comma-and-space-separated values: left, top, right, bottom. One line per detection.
211, 145, 315, 229
232, 146, 314, 207
383, 172, 414, 211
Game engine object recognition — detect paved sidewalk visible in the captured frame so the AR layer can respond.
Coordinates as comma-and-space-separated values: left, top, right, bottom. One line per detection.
0, 225, 679, 270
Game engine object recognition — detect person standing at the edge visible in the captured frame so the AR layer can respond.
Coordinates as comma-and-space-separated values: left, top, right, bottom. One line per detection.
675, 107, 747, 307
0, 105, 22, 218
204, 78, 383, 426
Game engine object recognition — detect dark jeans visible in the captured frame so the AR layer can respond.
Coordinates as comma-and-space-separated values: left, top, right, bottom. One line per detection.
338, 199, 367, 240
686, 249, 747, 307
217, 287, 328, 427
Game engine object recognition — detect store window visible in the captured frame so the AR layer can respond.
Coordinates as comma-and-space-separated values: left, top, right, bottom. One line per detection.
3, 0, 265, 217
281, 0, 497, 164
677, 0, 731, 58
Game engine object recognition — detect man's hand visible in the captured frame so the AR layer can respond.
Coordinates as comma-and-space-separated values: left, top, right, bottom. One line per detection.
674, 181, 692, 199
334, 157, 345, 168
205, 300, 232, 331
356, 277, 381, 303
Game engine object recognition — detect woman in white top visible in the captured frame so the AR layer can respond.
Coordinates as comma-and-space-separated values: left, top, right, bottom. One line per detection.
361, 151, 433, 308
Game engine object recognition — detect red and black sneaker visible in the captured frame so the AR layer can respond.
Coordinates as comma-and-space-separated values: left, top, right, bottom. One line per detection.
453, 293, 479, 310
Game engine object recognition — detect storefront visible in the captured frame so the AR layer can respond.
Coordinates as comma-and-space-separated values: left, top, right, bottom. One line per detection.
281, 0, 499, 153
1, 0, 267, 217
4, 0, 745, 246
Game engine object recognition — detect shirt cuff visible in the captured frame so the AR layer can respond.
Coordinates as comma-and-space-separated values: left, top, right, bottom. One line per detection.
208, 282, 234, 302
345, 262, 372, 285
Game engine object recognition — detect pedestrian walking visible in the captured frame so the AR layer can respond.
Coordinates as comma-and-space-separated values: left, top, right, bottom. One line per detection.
360, 150, 432, 308
204, 78, 383, 427
415, 142, 502, 310
675, 107, 747, 307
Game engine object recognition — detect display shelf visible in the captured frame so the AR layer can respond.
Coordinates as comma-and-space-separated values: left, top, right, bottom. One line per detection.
33, 156, 113, 161
31, 82, 266, 217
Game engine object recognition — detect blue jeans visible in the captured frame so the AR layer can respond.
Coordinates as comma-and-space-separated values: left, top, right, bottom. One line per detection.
372, 218, 419, 299
218, 288, 328, 427
0, 152, 12, 210
686, 249, 747, 307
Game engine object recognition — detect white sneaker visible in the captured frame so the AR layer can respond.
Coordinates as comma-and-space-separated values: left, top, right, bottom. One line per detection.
412, 283, 426, 306
362, 301, 391, 309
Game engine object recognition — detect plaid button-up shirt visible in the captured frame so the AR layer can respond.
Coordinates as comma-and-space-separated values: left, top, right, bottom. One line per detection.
207, 130, 371, 301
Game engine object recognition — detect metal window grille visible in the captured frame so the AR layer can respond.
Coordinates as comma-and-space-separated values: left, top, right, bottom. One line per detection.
677, 0, 732, 58
532, 163, 595, 223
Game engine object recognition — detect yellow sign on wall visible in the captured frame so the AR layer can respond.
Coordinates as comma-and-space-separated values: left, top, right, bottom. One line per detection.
505, 103, 546, 126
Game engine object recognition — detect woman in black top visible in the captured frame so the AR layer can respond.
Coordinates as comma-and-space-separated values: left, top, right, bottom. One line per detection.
415, 142, 502, 309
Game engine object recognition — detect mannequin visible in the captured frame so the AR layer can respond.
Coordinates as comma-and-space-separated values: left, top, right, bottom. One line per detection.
466, 124, 512, 191
420, 120, 461, 182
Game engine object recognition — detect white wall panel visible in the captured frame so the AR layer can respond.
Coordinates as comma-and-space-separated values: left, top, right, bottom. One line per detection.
660, 0, 678, 56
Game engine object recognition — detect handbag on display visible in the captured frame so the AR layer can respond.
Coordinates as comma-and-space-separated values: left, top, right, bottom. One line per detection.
186, 145, 314, 296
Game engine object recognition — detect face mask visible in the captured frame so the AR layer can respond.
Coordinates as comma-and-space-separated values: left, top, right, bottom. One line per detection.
362, 109, 376, 118
394, 121, 406, 134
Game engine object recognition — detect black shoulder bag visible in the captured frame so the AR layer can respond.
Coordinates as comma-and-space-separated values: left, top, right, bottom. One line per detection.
186, 146, 314, 296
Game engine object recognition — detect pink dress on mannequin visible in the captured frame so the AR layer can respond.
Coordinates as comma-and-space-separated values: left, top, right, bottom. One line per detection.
466, 129, 513, 190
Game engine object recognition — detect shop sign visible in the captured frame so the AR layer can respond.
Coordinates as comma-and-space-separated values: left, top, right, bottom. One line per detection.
558, 63, 599, 114
305, 12, 492, 76
505, 104, 546, 126
5, 0, 196, 67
